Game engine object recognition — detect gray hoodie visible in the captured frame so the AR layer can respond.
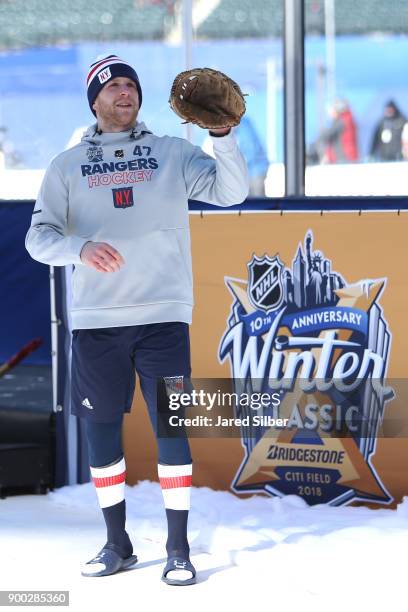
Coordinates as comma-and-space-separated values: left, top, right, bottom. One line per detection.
25, 121, 249, 329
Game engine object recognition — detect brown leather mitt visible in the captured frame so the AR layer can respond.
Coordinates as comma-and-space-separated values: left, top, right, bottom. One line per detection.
169, 67, 246, 130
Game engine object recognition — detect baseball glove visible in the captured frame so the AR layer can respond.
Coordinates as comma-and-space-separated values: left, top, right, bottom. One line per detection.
169, 67, 246, 130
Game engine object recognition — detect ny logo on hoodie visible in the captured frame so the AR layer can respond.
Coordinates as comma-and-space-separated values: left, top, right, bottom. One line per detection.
112, 187, 134, 209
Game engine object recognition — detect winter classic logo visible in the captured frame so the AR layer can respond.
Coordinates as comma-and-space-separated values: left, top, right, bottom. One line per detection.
86, 146, 104, 163
219, 231, 393, 506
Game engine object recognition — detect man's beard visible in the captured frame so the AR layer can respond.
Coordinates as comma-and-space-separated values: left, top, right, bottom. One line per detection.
99, 104, 138, 128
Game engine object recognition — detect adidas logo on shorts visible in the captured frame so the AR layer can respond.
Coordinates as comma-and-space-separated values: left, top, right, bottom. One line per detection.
82, 397, 94, 410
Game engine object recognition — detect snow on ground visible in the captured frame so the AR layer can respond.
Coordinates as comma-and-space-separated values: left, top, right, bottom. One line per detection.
1, 482, 408, 611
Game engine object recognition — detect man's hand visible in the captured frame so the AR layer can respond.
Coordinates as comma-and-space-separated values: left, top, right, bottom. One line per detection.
209, 128, 231, 136
80, 241, 125, 273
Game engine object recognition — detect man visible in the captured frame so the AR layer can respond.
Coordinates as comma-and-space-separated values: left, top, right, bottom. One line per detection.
370, 99, 406, 162
202, 116, 268, 196
25, 55, 248, 585
315, 98, 358, 164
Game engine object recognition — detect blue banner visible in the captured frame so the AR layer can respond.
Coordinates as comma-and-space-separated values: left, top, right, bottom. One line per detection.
0, 201, 51, 364
240, 306, 367, 338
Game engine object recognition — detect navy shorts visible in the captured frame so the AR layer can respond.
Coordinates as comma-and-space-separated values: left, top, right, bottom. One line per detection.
71, 322, 191, 425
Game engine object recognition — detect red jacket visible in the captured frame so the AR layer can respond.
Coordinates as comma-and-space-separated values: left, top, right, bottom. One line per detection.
325, 110, 358, 163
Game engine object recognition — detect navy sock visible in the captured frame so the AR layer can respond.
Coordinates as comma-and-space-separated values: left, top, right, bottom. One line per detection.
165, 509, 190, 560
102, 499, 133, 558
86, 418, 132, 558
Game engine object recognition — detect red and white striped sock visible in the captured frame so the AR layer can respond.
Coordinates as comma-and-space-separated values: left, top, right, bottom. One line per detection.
158, 463, 192, 563
90, 456, 126, 508
158, 463, 192, 510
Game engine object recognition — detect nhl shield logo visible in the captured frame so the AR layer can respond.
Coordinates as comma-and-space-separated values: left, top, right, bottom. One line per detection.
248, 254, 284, 312
86, 146, 103, 163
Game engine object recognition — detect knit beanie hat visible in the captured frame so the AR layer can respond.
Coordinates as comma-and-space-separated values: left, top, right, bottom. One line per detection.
87, 54, 143, 116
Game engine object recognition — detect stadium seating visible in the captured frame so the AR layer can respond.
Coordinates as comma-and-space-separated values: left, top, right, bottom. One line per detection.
0, 0, 173, 48
196, 0, 408, 39
1, 0, 408, 48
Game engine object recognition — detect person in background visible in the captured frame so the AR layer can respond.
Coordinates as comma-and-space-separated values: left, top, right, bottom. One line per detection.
202, 116, 269, 196
401, 121, 408, 160
0, 126, 24, 169
314, 99, 359, 164
235, 116, 269, 196
370, 99, 407, 162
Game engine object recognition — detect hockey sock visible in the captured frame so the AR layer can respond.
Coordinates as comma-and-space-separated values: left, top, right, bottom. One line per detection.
90, 456, 133, 559
158, 463, 192, 560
